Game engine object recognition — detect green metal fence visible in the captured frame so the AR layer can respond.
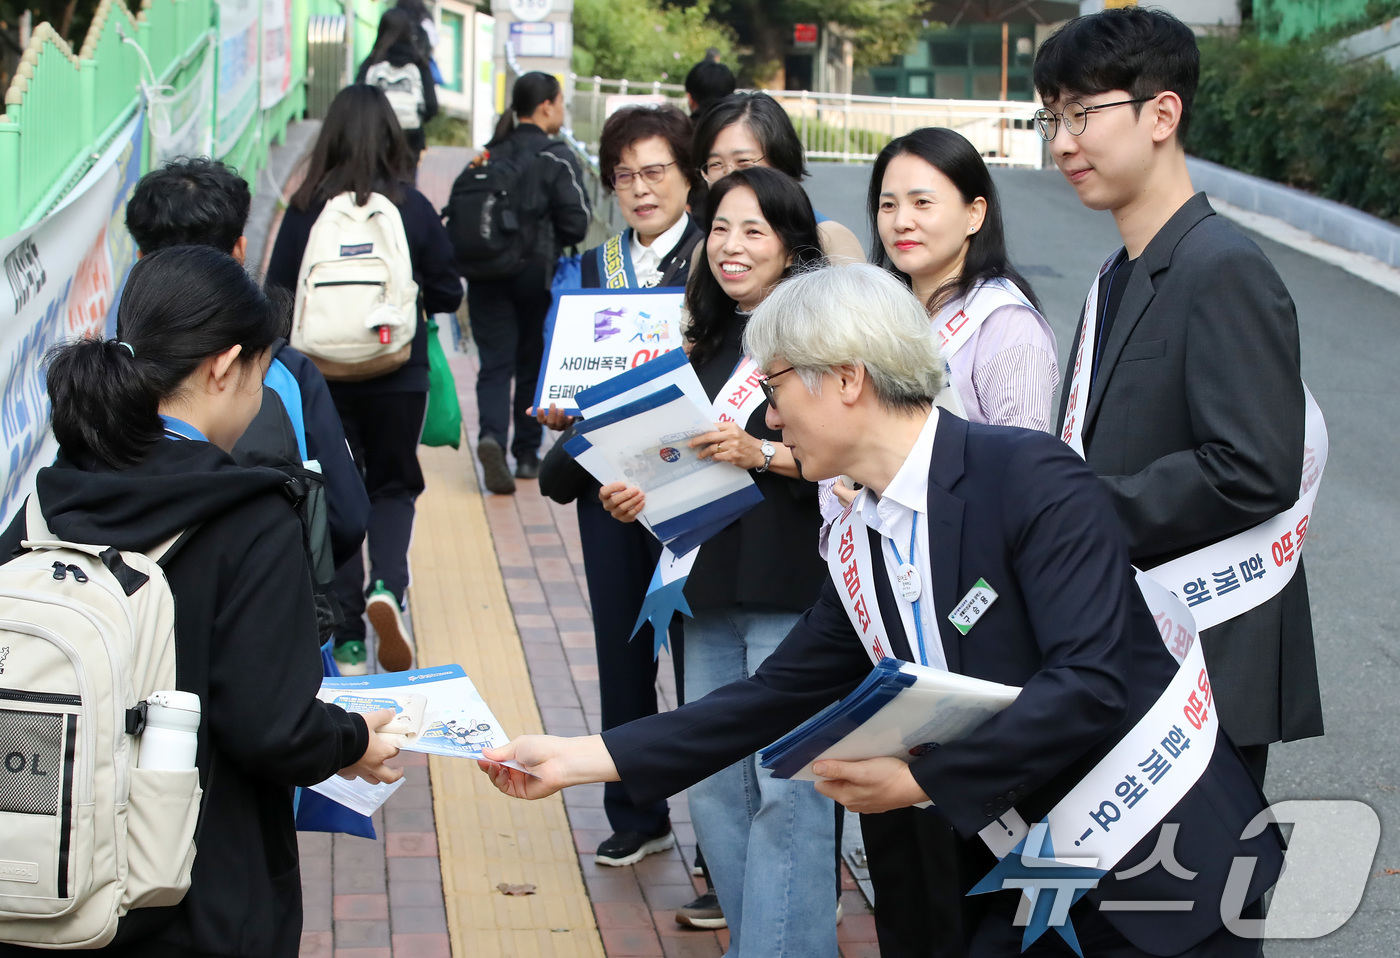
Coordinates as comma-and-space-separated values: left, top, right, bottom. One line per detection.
0, 0, 383, 239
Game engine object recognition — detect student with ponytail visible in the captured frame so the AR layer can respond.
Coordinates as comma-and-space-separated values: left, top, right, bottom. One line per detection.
0, 246, 403, 957
464, 71, 590, 494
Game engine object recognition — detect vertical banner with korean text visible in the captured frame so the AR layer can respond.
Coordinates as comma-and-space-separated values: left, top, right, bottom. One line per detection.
0, 115, 144, 524
260, 0, 293, 109
215, 0, 260, 156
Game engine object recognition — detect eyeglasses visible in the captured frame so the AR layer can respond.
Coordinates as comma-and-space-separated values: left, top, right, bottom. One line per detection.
610, 161, 677, 188
759, 366, 795, 408
1033, 96, 1156, 141
701, 155, 766, 179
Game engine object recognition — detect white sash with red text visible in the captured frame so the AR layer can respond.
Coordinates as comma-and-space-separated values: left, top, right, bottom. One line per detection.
824, 492, 1218, 873
930, 278, 1038, 420
1059, 251, 1328, 631
1059, 251, 1120, 457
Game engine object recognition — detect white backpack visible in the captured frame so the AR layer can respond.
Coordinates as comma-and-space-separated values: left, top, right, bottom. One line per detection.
290, 192, 420, 382
365, 61, 425, 131
0, 498, 200, 948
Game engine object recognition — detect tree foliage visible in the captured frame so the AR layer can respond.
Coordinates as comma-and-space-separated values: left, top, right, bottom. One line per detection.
572, 0, 736, 83
1192, 33, 1400, 224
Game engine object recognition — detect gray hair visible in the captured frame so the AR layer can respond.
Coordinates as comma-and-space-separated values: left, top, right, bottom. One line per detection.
744, 262, 945, 410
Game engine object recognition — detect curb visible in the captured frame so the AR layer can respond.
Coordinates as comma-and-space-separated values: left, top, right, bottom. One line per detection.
1186, 155, 1400, 270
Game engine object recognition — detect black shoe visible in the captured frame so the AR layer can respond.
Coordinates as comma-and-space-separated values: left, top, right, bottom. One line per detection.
675, 889, 726, 929
478, 437, 516, 494
594, 829, 675, 867
514, 454, 541, 480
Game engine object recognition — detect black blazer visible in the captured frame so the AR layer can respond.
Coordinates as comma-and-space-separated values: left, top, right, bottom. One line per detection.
1056, 193, 1321, 746
604, 414, 1283, 955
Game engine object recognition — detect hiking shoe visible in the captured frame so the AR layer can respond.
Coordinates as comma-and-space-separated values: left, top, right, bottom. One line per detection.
478, 437, 516, 494
514, 454, 541, 480
366, 581, 413, 672
594, 830, 675, 867
675, 890, 726, 929
332, 639, 369, 676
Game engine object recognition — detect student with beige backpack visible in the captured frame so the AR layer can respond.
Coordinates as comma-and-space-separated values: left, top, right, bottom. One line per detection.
267, 84, 462, 677
0, 246, 401, 955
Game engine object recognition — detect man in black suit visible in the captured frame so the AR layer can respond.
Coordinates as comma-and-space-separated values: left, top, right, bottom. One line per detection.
1034, 8, 1322, 786
481, 264, 1282, 958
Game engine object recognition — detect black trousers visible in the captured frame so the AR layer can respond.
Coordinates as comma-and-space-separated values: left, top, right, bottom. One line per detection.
330, 389, 427, 642
467, 259, 551, 460
577, 492, 684, 836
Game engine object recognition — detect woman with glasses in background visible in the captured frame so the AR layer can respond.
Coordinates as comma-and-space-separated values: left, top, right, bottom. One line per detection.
597, 167, 838, 957
537, 104, 703, 877
692, 92, 866, 264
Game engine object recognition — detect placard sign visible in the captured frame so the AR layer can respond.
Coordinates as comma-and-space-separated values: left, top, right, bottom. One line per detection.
534, 288, 686, 415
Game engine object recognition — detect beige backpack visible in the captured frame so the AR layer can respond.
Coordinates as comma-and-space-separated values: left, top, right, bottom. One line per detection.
290, 191, 420, 382
0, 498, 201, 948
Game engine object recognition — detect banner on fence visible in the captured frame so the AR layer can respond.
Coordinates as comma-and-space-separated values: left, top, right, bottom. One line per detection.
260, 0, 293, 109
0, 114, 144, 525
216, 0, 260, 156
152, 42, 216, 167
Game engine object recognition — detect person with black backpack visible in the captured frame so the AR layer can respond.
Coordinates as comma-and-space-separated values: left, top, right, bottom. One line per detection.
358, 7, 438, 161
0, 246, 402, 956
446, 71, 590, 494
267, 85, 462, 676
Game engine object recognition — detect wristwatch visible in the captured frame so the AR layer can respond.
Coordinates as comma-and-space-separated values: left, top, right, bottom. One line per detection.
757, 440, 776, 473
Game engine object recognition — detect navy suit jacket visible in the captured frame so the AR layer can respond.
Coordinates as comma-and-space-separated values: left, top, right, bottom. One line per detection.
604, 413, 1283, 954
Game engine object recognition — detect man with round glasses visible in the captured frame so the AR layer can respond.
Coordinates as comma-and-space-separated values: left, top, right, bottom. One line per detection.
1034, 7, 1322, 788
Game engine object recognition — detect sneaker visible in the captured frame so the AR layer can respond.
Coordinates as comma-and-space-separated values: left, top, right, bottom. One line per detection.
675, 890, 726, 929
514, 454, 541, 480
366, 581, 413, 672
332, 639, 369, 676
594, 829, 675, 867
478, 437, 516, 494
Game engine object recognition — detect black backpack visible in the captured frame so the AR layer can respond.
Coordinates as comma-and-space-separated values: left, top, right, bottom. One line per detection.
231, 344, 344, 642
444, 139, 551, 281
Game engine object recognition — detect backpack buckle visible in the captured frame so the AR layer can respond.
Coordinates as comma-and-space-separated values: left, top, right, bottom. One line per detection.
125, 701, 148, 736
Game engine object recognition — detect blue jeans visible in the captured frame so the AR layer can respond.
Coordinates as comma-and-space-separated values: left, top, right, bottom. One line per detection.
684, 607, 838, 958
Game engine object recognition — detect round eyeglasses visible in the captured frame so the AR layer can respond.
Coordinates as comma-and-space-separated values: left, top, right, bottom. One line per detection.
1033, 97, 1156, 141
610, 161, 678, 189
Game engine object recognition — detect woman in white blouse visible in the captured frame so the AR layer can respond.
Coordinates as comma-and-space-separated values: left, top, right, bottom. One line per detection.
870, 126, 1059, 428
824, 127, 1059, 526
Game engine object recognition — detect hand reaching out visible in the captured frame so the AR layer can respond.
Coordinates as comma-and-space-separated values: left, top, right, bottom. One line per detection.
478, 734, 619, 800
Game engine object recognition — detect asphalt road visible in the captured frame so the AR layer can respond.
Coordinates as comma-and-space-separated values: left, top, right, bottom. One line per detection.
805, 159, 1400, 956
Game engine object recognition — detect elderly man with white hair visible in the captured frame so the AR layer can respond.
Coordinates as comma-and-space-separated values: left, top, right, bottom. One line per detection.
482, 264, 1283, 958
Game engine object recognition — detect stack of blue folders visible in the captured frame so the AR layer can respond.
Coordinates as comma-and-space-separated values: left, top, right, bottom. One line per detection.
761, 657, 1021, 781
562, 350, 764, 557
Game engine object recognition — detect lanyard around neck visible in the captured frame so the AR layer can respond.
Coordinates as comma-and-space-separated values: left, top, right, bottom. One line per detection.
885, 512, 929, 667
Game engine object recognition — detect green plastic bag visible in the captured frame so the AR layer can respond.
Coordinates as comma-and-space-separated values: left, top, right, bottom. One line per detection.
422, 317, 463, 448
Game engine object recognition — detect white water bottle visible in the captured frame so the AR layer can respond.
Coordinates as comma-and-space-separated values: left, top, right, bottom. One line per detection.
138, 691, 201, 770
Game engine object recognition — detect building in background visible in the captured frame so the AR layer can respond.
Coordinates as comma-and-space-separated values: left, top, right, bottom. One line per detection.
862, 2, 1076, 101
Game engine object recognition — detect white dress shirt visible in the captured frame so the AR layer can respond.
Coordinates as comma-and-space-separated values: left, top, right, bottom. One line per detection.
628, 213, 691, 288
851, 407, 947, 671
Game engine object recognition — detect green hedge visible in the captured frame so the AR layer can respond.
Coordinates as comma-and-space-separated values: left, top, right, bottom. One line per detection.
1191, 34, 1400, 225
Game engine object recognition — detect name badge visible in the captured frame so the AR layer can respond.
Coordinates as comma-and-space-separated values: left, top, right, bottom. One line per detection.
895, 563, 922, 602
948, 578, 998, 635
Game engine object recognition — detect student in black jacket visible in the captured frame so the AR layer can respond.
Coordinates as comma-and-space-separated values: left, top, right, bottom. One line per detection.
124, 156, 369, 571
0, 246, 401, 958
466, 71, 590, 494
267, 85, 463, 675
357, 7, 438, 159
